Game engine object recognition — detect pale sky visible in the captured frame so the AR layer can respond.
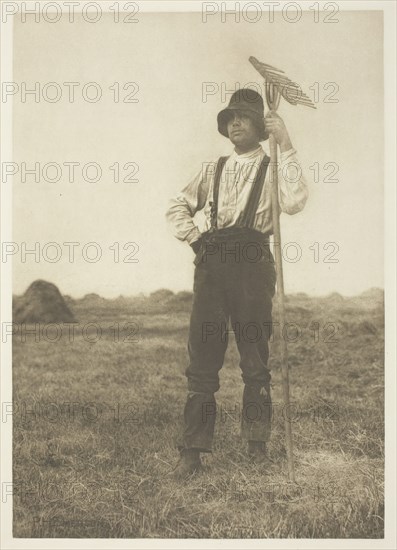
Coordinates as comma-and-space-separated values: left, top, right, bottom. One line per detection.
12, 10, 384, 298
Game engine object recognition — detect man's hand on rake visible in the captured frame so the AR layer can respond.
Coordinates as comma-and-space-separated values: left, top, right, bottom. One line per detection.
264, 111, 293, 152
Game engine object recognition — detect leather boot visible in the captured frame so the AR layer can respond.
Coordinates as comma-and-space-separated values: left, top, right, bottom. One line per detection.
170, 448, 203, 480
248, 441, 278, 470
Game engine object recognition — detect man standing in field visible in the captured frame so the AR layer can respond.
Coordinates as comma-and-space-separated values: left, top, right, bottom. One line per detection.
166, 88, 308, 478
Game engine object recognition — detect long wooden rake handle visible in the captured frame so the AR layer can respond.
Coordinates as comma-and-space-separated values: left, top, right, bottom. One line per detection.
269, 134, 296, 483
267, 83, 296, 483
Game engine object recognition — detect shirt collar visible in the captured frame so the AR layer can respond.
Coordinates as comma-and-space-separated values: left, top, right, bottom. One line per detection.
230, 145, 264, 164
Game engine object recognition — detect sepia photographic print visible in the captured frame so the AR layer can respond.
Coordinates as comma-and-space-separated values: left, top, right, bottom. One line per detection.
1, 1, 396, 548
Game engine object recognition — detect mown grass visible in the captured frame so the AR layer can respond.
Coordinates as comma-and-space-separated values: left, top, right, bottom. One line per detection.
12, 291, 384, 538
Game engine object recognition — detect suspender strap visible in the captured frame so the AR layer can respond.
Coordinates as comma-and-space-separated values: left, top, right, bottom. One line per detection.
209, 156, 228, 230
237, 155, 270, 229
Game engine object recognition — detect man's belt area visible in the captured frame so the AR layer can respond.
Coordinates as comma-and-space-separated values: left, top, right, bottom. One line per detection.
192, 226, 271, 265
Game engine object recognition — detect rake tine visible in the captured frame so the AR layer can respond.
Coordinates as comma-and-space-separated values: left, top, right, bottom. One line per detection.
265, 80, 292, 91
267, 76, 294, 86
288, 92, 312, 101
286, 96, 316, 108
268, 81, 299, 92
283, 85, 305, 95
261, 62, 285, 74
284, 94, 308, 102
270, 82, 307, 97
268, 78, 303, 93
263, 67, 289, 77
297, 98, 315, 105
286, 95, 315, 105
259, 64, 285, 75
296, 102, 316, 109
249, 56, 285, 73
276, 79, 301, 90
284, 91, 311, 100
249, 57, 285, 79
267, 72, 292, 82
282, 81, 302, 90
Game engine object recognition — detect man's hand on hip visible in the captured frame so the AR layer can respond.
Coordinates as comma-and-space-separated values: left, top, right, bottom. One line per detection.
190, 238, 202, 254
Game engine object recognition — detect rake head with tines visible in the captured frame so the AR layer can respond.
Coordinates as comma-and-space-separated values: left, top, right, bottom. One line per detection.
249, 56, 316, 110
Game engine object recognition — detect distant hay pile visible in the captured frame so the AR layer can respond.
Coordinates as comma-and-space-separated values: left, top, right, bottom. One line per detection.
80, 293, 106, 306
13, 280, 76, 323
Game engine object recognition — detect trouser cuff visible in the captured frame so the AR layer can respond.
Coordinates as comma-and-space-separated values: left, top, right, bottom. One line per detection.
177, 391, 216, 452
241, 383, 272, 442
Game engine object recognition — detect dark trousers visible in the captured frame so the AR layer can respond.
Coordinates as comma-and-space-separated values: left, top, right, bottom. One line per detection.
179, 229, 277, 452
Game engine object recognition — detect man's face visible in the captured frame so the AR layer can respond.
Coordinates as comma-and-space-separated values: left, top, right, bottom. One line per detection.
227, 110, 260, 149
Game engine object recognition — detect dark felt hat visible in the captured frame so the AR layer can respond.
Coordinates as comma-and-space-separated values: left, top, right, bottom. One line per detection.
217, 89, 269, 141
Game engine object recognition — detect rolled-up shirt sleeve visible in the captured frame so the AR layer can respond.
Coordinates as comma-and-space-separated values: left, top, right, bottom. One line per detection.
166, 163, 212, 244
277, 148, 308, 214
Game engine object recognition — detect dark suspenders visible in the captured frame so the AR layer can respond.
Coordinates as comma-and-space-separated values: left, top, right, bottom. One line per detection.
209, 154, 270, 231
209, 156, 228, 231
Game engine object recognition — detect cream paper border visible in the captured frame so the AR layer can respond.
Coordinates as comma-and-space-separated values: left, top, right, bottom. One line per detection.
1, 1, 395, 548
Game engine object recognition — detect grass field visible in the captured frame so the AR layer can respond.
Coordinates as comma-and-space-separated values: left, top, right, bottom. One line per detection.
12, 288, 384, 538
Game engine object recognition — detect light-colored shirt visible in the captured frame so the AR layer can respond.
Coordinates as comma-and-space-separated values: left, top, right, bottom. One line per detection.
166, 145, 308, 244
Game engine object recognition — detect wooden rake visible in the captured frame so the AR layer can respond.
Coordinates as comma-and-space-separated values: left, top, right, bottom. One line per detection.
249, 56, 316, 482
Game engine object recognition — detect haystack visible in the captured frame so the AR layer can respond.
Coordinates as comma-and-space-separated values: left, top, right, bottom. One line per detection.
13, 280, 76, 323
81, 293, 106, 305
